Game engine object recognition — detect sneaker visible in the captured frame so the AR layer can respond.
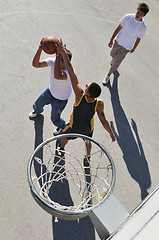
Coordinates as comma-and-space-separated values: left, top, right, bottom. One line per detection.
103, 74, 110, 86
56, 139, 61, 149
53, 127, 62, 136
83, 156, 90, 167
57, 147, 65, 157
29, 111, 37, 118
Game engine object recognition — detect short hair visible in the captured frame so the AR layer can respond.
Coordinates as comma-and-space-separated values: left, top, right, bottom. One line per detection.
88, 82, 101, 98
137, 3, 149, 15
66, 49, 72, 61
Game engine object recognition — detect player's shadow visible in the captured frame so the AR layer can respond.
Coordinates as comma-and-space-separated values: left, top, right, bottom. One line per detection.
52, 214, 95, 240
31, 114, 45, 179
30, 113, 44, 152
106, 71, 151, 200
51, 154, 95, 240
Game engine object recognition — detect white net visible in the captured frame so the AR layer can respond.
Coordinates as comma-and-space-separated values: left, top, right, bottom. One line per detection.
29, 134, 115, 215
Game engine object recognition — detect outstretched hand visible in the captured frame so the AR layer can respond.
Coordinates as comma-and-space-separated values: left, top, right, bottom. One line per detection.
56, 39, 67, 55
110, 132, 116, 142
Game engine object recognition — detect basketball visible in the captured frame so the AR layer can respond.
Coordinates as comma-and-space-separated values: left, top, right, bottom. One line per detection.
41, 36, 58, 54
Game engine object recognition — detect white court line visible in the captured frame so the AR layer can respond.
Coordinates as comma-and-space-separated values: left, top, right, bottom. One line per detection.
76, 0, 122, 17
0, 22, 34, 50
0, 10, 117, 24
0, 10, 117, 50
1, 9, 158, 45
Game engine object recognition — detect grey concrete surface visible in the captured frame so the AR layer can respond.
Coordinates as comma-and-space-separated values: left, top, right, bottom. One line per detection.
0, 0, 159, 239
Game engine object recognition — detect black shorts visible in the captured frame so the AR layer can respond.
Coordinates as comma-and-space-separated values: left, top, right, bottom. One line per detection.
62, 125, 93, 140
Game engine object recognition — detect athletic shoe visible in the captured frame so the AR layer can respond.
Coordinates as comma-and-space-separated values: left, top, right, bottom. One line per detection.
53, 127, 62, 136
29, 111, 37, 118
103, 74, 110, 86
56, 139, 61, 149
57, 147, 65, 157
83, 156, 90, 167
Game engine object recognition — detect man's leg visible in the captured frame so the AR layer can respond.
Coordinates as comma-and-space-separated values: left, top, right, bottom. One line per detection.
85, 140, 92, 156
60, 137, 68, 149
29, 88, 52, 117
55, 137, 68, 157
111, 47, 129, 73
103, 41, 119, 85
103, 41, 127, 85
83, 140, 92, 167
51, 98, 68, 133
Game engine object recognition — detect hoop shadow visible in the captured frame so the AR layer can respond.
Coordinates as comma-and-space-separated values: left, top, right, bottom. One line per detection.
51, 150, 95, 240
106, 71, 151, 200
31, 117, 95, 240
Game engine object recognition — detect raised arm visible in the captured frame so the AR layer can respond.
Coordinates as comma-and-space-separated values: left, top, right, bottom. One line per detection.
54, 47, 67, 80
32, 39, 48, 68
97, 100, 115, 142
57, 40, 83, 102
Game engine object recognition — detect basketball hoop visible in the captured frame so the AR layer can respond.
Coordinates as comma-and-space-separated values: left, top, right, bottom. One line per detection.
27, 134, 116, 221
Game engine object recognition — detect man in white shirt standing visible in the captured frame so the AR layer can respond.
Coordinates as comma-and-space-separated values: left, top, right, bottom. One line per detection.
103, 2, 149, 85
29, 39, 72, 135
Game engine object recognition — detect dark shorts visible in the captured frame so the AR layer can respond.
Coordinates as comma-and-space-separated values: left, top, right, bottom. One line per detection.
62, 125, 93, 140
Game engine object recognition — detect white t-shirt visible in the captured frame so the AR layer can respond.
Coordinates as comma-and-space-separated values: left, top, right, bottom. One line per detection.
116, 14, 146, 51
46, 57, 72, 100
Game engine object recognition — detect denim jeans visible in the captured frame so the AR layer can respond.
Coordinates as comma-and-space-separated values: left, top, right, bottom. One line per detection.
33, 88, 68, 129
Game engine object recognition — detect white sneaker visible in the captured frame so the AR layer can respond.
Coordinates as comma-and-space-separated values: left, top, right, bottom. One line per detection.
57, 146, 65, 157
53, 127, 62, 136
83, 156, 90, 167
103, 74, 110, 86
29, 111, 37, 118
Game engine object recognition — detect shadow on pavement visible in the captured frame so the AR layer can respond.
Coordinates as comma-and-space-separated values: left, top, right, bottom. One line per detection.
31, 115, 95, 240
51, 146, 95, 240
106, 71, 151, 200
31, 114, 45, 181
52, 215, 95, 240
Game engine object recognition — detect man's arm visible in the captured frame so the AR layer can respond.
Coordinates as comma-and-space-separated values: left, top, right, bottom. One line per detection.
57, 40, 83, 103
32, 40, 48, 68
54, 46, 67, 80
97, 100, 115, 142
130, 37, 141, 54
108, 24, 122, 48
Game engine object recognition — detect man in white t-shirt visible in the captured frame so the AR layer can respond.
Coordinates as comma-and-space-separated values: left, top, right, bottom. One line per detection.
103, 2, 149, 85
29, 39, 72, 135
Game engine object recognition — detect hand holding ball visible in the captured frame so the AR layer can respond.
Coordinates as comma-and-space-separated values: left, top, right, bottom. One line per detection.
41, 36, 58, 54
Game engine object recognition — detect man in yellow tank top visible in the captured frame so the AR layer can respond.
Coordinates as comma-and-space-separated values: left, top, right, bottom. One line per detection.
57, 40, 115, 166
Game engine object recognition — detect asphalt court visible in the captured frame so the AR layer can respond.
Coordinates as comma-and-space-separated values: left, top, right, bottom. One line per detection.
0, 0, 159, 239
